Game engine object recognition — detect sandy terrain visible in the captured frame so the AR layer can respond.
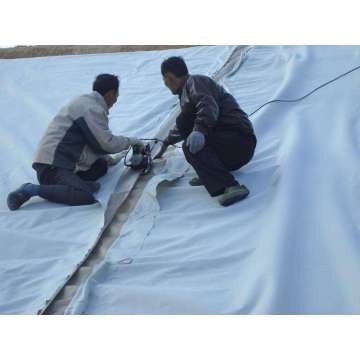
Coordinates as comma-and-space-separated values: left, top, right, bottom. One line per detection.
0, 45, 192, 59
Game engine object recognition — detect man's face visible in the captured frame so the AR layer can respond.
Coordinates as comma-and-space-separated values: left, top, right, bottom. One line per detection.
163, 72, 181, 95
105, 89, 119, 109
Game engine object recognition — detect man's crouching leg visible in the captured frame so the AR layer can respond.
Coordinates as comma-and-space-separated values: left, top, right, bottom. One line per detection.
7, 182, 97, 210
182, 142, 249, 206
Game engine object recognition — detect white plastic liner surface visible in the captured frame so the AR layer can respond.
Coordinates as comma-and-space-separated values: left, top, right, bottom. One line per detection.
66, 46, 360, 314
0, 46, 235, 314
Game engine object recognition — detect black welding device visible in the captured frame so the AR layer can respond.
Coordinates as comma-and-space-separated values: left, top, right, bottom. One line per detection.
124, 143, 153, 175
124, 137, 180, 175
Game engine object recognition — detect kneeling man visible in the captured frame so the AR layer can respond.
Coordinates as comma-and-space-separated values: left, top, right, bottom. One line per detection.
7, 74, 143, 210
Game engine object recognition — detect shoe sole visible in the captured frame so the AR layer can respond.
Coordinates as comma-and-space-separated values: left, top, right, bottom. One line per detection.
189, 182, 203, 187
189, 179, 203, 186
220, 189, 250, 207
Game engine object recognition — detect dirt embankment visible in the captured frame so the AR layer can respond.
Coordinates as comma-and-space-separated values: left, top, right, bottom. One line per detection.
0, 45, 193, 59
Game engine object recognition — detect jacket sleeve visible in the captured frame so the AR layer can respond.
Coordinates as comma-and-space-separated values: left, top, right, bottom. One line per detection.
186, 77, 220, 134
75, 108, 132, 154
164, 126, 185, 145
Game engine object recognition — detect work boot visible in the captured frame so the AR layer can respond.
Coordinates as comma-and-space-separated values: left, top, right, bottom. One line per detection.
218, 183, 249, 207
7, 183, 33, 211
189, 176, 203, 186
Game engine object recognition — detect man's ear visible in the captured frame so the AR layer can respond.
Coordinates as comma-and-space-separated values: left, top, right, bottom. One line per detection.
103, 90, 115, 108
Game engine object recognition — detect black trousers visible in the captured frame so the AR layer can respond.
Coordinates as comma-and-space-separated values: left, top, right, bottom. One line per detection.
33, 158, 108, 206
177, 113, 257, 196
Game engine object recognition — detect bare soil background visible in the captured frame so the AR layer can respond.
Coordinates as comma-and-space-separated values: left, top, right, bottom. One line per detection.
0, 45, 193, 59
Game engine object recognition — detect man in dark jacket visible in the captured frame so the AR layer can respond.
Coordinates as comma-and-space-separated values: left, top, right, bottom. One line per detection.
157, 57, 257, 206
7, 74, 144, 210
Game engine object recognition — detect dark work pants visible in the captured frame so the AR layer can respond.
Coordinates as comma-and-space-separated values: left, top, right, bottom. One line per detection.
33, 158, 108, 206
176, 113, 257, 196
183, 131, 256, 196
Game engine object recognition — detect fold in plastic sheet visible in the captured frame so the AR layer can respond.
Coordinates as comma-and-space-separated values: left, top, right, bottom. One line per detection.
0, 46, 236, 314
66, 46, 360, 314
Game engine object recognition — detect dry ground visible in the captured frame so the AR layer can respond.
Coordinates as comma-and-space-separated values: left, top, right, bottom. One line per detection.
0, 45, 193, 59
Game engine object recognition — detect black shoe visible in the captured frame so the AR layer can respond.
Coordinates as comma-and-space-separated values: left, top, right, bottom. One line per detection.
189, 177, 203, 186
7, 183, 32, 211
218, 184, 250, 207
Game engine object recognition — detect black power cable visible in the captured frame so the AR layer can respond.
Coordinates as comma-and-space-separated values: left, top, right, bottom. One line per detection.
248, 64, 360, 117
139, 138, 180, 147
124, 64, 360, 170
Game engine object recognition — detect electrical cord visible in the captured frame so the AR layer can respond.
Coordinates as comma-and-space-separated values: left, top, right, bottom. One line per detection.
123, 64, 360, 166
248, 64, 360, 117
138, 138, 181, 149
139, 138, 181, 148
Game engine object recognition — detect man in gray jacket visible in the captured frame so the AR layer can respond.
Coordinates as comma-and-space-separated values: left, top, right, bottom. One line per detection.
158, 57, 257, 206
7, 74, 144, 210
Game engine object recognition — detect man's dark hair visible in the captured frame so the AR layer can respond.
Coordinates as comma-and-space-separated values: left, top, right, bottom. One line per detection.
161, 57, 189, 77
92, 74, 119, 96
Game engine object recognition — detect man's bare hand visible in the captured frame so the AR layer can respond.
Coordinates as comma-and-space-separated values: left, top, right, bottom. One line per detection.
154, 142, 169, 160
105, 150, 127, 166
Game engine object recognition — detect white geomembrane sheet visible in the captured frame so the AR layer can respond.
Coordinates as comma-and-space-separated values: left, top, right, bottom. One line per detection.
0, 45, 235, 314
66, 46, 360, 314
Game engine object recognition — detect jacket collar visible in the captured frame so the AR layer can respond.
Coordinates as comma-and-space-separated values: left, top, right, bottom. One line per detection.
176, 75, 190, 97
92, 91, 109, 114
